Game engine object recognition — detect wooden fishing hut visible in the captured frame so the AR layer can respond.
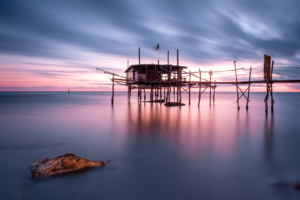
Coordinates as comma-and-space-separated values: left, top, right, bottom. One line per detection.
125, 63, 188, 104
96, 48, 300, 112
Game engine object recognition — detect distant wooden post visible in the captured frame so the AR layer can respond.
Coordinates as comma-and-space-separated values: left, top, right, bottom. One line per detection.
144, 85, 146, 102
127, 85, 130, 101
179, 69, 182, 103
138, 83, 140, 102
189, 70, 191, 104
164, 85, 165, 101
160, 67, 162, 102
234, 61, 240, 110
176, 69, 179, 102
68, 89, 70, 94
177, 49, 179, 66
271, 61, 275, 112
264, 55, 271, 112
213, 80, 216, 102
167, 50, 169, 65
198, 69, 201, 107
139, 47, 140, 64
111, 74, 114, 105
209, 70, 212, 106
169, 66, 172, 102
150, 83, 153, 102
246, 66, 252, 109
173, 86, 175, 101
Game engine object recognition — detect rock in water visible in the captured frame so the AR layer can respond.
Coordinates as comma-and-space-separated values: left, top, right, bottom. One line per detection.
31, 153, 106, 178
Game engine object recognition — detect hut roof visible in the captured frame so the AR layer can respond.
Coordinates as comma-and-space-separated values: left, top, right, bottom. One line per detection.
124, 64, 187, 73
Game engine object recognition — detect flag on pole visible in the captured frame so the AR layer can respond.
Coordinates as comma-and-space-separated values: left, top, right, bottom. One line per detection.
155, 43, 159, 50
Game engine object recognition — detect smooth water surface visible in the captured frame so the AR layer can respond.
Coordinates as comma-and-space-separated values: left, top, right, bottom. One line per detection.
0, 91, 300, 200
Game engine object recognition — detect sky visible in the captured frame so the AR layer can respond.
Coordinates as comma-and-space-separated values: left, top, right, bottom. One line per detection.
0, 0, 300, 91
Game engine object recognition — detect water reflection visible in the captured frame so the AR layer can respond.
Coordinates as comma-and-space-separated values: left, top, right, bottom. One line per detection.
264, 113, 274, 162
2, 92, 300, 200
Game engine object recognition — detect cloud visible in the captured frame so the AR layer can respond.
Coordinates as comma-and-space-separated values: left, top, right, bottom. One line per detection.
0, 0, 300, 90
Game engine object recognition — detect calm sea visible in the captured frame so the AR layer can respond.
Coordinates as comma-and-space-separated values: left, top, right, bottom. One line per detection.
0, 91, 300, 200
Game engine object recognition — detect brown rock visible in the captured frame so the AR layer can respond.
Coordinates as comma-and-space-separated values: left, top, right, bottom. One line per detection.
31, 153, 106, 178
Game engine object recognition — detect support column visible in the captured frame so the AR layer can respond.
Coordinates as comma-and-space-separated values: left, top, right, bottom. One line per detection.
150, 83, 153, 102
198, 69, 201, 107
179, 69, 182, 103
139, 47, 140, 64
144, 85, 146, 102
138, 83, 140, 102
209, 70, 212, 106
265, 84, 269, 112
111, 74, 114, 105
213, 80, 216, 102
128, 84, 130, 102
234, 61, 240, 110
160, 68, 162, 102
246, 66, 252, 109
270, 61, 275, 112
189, 70, 191, 105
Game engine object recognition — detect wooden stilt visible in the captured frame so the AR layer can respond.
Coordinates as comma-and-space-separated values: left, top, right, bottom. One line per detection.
150, 83, 153, 102
169, 67, 172, 102
270, 61, 274, 112
144, 85, 146, 102
164, 85, 165, 101
173, 86, 175, 101
189, 70, 191, 105
246, 66, 252, 109
213, 80, 216, 102
265, 83, 269, 112
176, 83, 178, 102
160, 68, 162, 102
234, 61, 240, 110
111, 74, 114, 105
209, 70, 212, 106
138, 83, 140, 102
128, 85, 130, 101
198, 69, 201, 107
179, 69, 182, 103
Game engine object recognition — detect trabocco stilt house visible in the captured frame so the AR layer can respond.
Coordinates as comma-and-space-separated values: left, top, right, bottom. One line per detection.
96, 48, 300, 112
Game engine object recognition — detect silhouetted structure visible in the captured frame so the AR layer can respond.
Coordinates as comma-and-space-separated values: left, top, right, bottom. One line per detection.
96, 48, 300, 112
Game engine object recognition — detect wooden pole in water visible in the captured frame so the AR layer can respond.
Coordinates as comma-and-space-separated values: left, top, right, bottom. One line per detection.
271, 61, 274, 112
150, 83, 153, 102
246, 66, 252, 109
213, 80, 216, 102
169, 66, 172, 102
167, 50, 169, 65
179, 69, 182, 103
144, 85, 146, 102
209, 70, 212, 106
138, 83, 140, 102
176, 69, 179, 103
177, 49, 179, 66
111, 74, 114, 105
198, 69, 201, 107
265, 68, 269, 112
164, 85, 165, 101
139, 47, 140, 64
189, 70, 191, 105
173, 86, 175, 101
128, 85, 130, 101
234, 61, 240, 110
160, 67, 162, 102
